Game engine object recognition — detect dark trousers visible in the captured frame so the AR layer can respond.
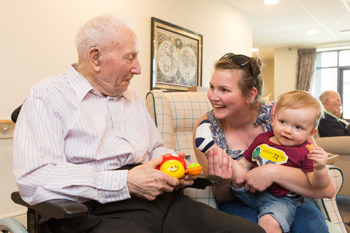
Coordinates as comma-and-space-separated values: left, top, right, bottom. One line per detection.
85, 190, 264, 233
47, 164, 265, 233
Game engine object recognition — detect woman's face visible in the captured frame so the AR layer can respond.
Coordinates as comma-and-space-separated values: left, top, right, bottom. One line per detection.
207, 69, 247, 119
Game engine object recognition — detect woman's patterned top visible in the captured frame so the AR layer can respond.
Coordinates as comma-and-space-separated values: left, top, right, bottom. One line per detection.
206, 102, 275, 160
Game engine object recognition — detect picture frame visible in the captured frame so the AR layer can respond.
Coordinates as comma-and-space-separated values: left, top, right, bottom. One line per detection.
150, 17, 203, 91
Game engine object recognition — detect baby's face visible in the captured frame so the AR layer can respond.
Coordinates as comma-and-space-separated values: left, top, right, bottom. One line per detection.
272, 108, 316, 147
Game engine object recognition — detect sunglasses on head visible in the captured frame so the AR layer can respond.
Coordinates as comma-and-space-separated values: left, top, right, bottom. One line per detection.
219, 53, 256, 86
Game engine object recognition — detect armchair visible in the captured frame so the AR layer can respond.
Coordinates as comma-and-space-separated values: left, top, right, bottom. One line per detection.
314, 133, 350, 197
145, 90, 348, 233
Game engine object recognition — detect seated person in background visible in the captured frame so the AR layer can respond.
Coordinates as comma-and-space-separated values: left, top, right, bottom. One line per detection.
318, 90, 350, 136
230, 90, 330, 233
12, 14, 264, 233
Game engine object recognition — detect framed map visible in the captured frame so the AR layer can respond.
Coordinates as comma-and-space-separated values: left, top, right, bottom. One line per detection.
151, 17, 203, 91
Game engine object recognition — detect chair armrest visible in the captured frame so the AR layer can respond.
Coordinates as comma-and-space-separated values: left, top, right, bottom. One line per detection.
187, 174, 223, 189
317, 166, 347, 232
315, 136, 350, 155
11, 191, 88, 219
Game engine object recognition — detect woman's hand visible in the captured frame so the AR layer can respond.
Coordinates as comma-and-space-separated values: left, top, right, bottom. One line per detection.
236, 163, 276, 193
237, 163, 335, 198
208, 147, 233, 182
208, 147, 236, 202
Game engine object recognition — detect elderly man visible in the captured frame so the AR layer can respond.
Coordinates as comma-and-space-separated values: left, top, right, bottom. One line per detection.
13, 14, 263, 233
318, 90, 350, 137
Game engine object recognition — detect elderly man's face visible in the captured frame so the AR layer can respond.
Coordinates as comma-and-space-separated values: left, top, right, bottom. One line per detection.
327, 92, 342, 116
98, 28, 141, 96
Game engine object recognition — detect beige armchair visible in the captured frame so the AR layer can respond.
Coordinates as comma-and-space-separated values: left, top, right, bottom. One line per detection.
146, 90, 348, 233
314, 133, 350, 197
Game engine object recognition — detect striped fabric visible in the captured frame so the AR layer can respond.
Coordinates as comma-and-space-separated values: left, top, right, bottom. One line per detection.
13, 65, 171, 206
146, 90, 348, 232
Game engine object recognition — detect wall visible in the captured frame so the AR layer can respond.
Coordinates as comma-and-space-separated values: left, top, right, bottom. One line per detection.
261, 59, 275, 100
0, 0, 252, 119
274, 47, 298, 99
0, 0, 253, 226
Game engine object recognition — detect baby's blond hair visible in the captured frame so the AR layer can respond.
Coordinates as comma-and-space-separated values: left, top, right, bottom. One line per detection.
275, 90, 323, 128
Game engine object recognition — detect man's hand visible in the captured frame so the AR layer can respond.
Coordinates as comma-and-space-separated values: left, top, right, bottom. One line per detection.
177, 152, 195, 188
346, 123, 350, 131
127, 157, 180, 200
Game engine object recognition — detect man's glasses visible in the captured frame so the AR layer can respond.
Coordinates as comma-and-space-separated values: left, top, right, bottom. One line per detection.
219, 53, 256, 86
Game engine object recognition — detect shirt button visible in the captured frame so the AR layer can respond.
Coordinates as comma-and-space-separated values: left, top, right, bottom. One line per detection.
115, 120, 118, 124
137, 157, 140, 162
112, 182, 117, 187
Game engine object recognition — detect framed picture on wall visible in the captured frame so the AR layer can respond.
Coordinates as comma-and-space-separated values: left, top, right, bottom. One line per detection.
150, 17, 203, 91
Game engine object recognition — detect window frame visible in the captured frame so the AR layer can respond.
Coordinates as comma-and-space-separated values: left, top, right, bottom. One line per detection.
314, 49, 350, 120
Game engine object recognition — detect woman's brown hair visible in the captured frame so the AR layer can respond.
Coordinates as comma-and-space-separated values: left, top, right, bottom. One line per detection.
214, 55, 264, 105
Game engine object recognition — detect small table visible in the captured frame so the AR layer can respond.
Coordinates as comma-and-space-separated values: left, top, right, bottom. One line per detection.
327, 154, 339, 165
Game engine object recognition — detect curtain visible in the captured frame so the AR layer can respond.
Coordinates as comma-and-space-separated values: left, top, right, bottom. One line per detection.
296, 48, 317, 91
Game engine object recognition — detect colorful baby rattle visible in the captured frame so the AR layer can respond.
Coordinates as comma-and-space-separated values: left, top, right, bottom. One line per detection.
156, 154, 202, 179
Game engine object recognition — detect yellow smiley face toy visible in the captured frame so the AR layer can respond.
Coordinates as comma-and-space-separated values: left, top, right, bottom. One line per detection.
156, 154, 202, 178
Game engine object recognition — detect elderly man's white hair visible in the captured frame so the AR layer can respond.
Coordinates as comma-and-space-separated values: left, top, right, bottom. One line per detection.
319, 90, 336, 104
75, 14, 132, 61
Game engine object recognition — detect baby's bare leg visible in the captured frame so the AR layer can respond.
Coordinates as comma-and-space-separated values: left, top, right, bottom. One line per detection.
258, 214, 282, 233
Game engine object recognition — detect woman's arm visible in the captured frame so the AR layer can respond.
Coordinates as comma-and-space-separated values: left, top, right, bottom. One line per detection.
237, 163, 335, 199
193, 115, 210, 174
193, 117, 235, 202
231, 158, 253, 189
209, 148, 235, 203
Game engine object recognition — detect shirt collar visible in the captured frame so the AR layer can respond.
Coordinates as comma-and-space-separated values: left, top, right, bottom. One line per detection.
66, 64, 126, 102
324, 109, 339, 121
65, 64, 94, 102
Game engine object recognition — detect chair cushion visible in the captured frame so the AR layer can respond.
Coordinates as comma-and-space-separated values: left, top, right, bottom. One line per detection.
326, 220, 343, 233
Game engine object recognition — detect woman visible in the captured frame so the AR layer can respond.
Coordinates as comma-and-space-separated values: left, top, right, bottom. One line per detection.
193, 53, 335, 232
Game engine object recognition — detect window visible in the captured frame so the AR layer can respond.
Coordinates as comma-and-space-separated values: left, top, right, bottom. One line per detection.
310, 49, 350, 119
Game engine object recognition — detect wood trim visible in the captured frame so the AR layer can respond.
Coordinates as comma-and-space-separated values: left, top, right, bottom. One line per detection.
0, 120, 14, 124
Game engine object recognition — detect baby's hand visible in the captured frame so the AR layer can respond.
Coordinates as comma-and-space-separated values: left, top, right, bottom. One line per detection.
306, 145, 328, 170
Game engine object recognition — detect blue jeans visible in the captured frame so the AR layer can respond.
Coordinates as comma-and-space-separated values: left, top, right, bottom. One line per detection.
219, 197, 328, 233
232, 187, 303, 233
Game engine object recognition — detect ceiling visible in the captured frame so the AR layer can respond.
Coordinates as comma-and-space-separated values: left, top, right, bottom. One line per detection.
223, 0, 350, 59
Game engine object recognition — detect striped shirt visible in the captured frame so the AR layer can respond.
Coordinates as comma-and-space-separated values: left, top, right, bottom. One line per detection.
13, 64, 171, 205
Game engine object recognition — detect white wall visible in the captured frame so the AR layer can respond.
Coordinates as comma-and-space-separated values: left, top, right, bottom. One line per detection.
0, 0, 252, 119
274, 47, 298, 99
0, 0, 253, 226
